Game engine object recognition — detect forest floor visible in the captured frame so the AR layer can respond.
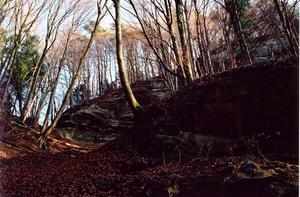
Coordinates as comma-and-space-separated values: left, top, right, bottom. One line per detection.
0, 107, 298, 196
0, 120, 298, 197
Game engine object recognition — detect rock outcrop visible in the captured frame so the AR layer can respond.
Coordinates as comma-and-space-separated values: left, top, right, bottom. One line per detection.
164, 57, 298, 155
57, 58, 298, 157
56, 78, 170, 144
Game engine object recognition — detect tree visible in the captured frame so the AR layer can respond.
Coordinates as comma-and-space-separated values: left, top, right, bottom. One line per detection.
113, 0, 141, 114
175, 0, 194, 84
224, 0, 252, 64
0, 33, 40, 115
273, 0, 299, 56
0, 0, 47, 112
127, 0, 186, 92
37, 0, 108, 148
21, 0, 80, 122
11, 35, 40, 113
193, 0, 214, 75
0, 0, 12, 26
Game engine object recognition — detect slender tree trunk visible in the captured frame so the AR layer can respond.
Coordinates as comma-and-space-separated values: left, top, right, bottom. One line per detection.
193, 0, 207, 76
21, 36, 50, 122
225, 0, 252, 65
41, 29, 72, 131
175, 0, 194, 84
273, 0, 298, 56
21, 1, 71, 122
163, 0, 185, 80
0, 42, 19, 109
184, 2, 197, 79
196, 20, 206, 76
202, 13, 213, 74
38, 1, 107, 146
114, 0, 140, 114
33, 88, 49, 126
129, 0, 181, 78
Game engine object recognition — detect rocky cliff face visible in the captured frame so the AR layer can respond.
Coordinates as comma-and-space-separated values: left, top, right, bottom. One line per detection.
164, 58, 298, 155
56, 78, 170, 144
57, 58, 298, 157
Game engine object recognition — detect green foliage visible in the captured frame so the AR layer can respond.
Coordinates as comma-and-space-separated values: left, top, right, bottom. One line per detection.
14, 35, 40, 85
2, 34, 40, 104
237, 0, 251, 30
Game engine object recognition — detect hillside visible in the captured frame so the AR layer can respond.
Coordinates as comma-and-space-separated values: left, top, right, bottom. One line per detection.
0, 58, 298, 196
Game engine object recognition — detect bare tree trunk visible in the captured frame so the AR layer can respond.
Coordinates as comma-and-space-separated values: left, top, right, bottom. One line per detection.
202, 8, 213, 74
175, 0, 194, 84
193, 0, 207, 76
114, 0, 140, 114
184, 1, 198, 79
0, 0, 9, 25
163, 0, 185, 80
41, 26, 73, 131
225, 0, 252, 65
273, 0, 299, 56
128, 0, 183, 79
21, 0, 69, 122
0, 39, 20, 110
38, 0, 108, 147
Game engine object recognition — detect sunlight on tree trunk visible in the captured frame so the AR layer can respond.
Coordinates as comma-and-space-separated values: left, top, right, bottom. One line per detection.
113, 0, 141, 114
175, 0, 194, 84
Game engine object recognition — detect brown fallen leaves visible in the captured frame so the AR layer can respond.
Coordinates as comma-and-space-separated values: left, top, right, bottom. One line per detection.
0, 144, 298, 197
0, 116, 298, 197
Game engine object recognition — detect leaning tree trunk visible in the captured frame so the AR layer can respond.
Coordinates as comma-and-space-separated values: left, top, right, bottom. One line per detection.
37, 1, 107, 148
40, 29, 71, 132
114, 0, 141, 114
273, 0, 299, 56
